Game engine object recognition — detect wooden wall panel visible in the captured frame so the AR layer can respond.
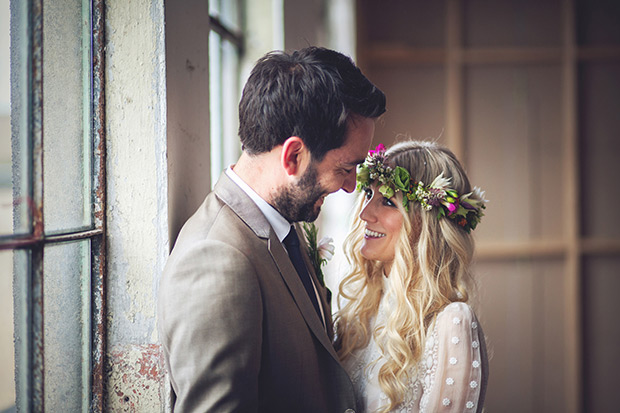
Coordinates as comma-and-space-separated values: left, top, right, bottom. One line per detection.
576, 0, 620, 46
368, 66, 445, 147
578, 62, 620, 239
359, 0, 445, 47
356, 0, 620, 411
474, 259, 567, 412
463, 0, 562, 48
466, 65, 564, 243
582, 257, 620, 412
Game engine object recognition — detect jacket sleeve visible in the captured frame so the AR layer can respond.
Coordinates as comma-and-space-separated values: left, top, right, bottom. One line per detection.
159, 240, 263, 412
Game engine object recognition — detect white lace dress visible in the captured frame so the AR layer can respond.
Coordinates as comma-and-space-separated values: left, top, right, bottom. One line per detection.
343, 280, 488, 413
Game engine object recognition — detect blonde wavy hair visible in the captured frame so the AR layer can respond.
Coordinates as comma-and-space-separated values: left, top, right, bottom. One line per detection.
335, 140, 482, 411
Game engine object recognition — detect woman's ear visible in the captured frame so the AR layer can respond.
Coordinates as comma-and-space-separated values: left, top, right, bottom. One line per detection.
281, 136, 309, 176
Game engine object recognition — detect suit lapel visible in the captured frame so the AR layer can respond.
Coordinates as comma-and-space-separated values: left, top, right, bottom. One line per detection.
295, 223, 335, 340
268, 232, 339, 361
213, 173, 271, 239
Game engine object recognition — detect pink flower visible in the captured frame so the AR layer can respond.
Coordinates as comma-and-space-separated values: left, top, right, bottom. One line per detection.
441, 198, 459, 216
369, 144, 386, 155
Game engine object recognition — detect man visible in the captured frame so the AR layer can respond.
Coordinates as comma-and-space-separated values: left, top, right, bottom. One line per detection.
158, 47, 386, 412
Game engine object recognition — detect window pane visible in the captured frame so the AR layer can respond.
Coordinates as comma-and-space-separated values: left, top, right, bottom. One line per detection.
0, 0, 10, 235
208, 0, 220, 17
210, 0, 240, 32
43, 240, 90, 412
11, 248, 28, 411
6, 0, 30, 236
42, 0, 92, 234
209, 31, 223, 188
209, 33, 240, 189
220, 0, 240, 32
0, 250, 16, 411
220, 40, 240, 174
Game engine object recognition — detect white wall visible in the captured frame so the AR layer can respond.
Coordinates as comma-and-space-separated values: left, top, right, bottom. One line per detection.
104, 0, 169, 410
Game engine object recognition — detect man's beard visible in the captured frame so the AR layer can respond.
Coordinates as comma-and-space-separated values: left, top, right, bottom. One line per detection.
271, 162, 327, 223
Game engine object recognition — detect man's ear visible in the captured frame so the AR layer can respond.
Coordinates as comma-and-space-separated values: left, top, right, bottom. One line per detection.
281, 136, 308, 176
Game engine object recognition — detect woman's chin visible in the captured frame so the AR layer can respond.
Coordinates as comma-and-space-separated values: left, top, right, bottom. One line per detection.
360, 245, 377, 262
360, 245, 395, 267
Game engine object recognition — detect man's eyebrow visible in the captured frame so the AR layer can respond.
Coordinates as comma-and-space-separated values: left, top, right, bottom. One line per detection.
344, 158, 366, 167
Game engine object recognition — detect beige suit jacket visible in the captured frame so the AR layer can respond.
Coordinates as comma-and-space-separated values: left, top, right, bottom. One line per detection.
158, 173, 357, 412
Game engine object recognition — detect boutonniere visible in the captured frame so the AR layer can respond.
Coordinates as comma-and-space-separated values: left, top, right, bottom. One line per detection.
301, 222, 334, 288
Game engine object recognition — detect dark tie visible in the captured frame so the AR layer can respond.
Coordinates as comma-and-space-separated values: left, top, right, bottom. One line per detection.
283, 226, 324, 327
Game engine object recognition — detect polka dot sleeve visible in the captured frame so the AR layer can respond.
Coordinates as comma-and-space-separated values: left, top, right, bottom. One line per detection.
419, 302, 487, 412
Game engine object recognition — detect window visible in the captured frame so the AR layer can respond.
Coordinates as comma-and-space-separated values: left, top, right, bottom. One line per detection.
1, 0, 106, 411
208, 0, 243, 188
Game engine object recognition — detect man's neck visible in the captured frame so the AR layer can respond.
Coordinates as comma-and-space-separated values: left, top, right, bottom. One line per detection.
232, 151, 283, 203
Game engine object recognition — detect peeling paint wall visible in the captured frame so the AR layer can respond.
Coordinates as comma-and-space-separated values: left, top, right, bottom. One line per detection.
108, 344, 165, 411
105, 0, 168, 410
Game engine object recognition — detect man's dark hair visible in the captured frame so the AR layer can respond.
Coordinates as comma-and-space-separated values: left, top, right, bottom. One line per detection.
238, 47, 386, 161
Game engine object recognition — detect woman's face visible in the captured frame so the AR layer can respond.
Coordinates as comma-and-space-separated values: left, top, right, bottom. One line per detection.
359, 184, 404, 269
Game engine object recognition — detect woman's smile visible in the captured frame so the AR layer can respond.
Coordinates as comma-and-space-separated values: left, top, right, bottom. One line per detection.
364, 228, 386, 238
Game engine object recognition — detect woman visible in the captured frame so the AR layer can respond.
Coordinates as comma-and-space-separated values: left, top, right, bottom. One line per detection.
336, 141, 488, 412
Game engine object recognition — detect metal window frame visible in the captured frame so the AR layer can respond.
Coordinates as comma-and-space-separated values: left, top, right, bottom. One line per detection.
0, 0, 107, 411
208, 2, 244, 188
209, 15, 244, 51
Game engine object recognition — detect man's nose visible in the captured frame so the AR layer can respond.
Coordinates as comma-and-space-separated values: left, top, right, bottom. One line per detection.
342, 170, 357, 193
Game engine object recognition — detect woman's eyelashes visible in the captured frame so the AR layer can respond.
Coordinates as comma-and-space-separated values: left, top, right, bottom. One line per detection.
383, 197, 396, 208
364, 188, 397, 208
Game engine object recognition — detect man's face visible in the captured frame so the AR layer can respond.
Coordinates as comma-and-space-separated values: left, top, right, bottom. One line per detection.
272, 116, 375, 222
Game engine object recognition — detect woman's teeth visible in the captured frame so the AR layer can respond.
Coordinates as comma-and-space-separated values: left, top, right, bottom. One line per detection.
365, 228, 385, 238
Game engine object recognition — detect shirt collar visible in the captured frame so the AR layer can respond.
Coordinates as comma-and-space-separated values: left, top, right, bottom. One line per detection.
225, 167, 291, 242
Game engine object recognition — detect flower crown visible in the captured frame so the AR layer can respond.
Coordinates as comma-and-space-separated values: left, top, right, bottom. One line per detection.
356, 144, 487, 233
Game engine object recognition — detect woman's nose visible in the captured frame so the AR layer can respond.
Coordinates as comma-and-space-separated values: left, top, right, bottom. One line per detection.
359, 198, 376, 223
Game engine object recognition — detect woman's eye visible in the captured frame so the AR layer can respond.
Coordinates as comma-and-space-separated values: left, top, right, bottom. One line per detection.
363, 188, 373, 200
383, 197, 396, 208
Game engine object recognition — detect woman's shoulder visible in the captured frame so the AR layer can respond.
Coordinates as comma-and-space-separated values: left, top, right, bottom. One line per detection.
435, 302, 479, 327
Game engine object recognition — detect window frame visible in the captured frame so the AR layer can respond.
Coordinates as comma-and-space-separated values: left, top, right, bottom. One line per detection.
0, 0, 107, 411
208, 0, 244, 188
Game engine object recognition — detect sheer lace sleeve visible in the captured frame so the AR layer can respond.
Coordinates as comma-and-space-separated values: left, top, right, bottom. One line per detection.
419, 302, 487, 412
